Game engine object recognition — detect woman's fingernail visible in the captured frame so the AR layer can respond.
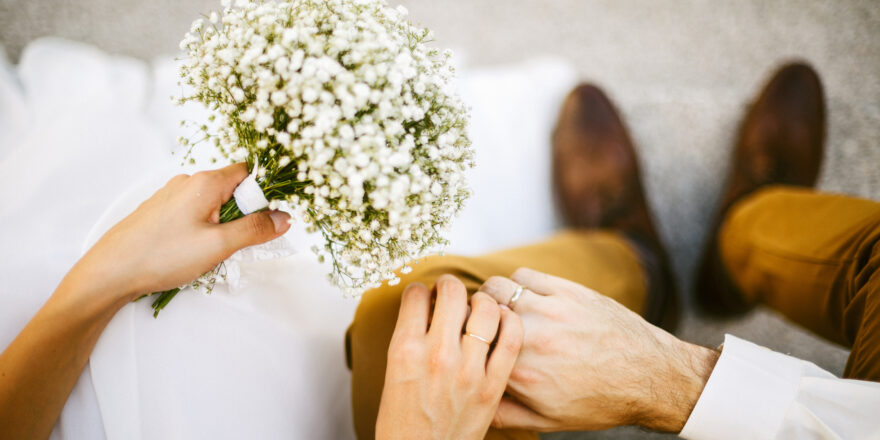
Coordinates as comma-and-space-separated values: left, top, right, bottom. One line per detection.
269, 210, 291, 233
499, 304, 511, 311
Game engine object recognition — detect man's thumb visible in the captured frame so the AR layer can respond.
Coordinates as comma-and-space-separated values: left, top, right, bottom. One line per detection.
220, 210, 291, 252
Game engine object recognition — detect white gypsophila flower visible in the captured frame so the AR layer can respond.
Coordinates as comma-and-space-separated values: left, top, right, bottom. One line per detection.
177, 0, 472, 296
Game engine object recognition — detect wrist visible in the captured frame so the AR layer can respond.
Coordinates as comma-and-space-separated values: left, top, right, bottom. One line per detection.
81, 246, 147, 297
636, 336, 719, 432
58, 257, 141, 313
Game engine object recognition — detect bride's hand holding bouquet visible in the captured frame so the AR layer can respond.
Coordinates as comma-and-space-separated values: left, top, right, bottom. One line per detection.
152, 0, 473, 315
69, 164, 292, 309
0, 165, 290, 439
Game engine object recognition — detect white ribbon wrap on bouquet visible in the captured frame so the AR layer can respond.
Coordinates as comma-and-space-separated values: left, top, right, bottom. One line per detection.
233, 172, 270, 215
223, 170, 294, 289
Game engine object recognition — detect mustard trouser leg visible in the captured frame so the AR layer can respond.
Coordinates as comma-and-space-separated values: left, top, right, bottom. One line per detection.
346, 230, 647, 439
720, 185, 880, 380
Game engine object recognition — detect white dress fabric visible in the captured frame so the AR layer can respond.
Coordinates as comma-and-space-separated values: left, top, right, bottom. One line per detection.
0, 38, 576, 440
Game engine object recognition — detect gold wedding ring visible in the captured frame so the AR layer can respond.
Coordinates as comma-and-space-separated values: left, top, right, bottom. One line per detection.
508, 285, 524, 309
465, 332, 492, 345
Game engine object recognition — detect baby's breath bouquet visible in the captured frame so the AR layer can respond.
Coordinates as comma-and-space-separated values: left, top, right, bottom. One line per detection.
149, 0, 472, 315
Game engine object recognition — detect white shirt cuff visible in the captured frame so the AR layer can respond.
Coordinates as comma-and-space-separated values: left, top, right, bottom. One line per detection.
679, 334, 834, 440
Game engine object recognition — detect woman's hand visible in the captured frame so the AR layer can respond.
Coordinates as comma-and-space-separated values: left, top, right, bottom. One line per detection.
479, 268, 719, 433
72, 162, 291, 303
375, 275, 524, 440
0, 163, 290, 440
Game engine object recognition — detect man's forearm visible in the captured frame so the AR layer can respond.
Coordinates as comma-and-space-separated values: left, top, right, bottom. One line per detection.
0, 266, 128, 439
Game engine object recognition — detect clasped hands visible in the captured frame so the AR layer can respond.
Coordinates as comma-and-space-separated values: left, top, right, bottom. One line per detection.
377, 268, 720, 439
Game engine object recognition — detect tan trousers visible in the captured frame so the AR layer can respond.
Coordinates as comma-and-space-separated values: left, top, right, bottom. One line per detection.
346, 186, 880, 438
720, 186, 880, 380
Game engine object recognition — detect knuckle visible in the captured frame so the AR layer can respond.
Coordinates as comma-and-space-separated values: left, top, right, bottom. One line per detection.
471, 291, 498, 307
501, 335, 523, 356
479, 277, 509, 302
168, 173, 189, 185
190, 170, 209, 182
434, 285, 453, 301
483, 276, 507, 291
402, 282, 428, 299
478, 383, 501, 404
511, 267, 531, 280
501, 338, 522, 355
190, 171, 218, 188
436, 274, 464, 293
245, 213, 271, 236
560, 283, 583, 299
162, 174, 189, 192
428, 345, 455, 373
471, 294, 500, 320
559, 290, 579, 304
389, 338, 421, 363
511, 267, 541, 285
499, 328, 524, 355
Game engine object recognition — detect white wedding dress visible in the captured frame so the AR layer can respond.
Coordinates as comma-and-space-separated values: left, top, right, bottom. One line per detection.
0, 38, 574, 439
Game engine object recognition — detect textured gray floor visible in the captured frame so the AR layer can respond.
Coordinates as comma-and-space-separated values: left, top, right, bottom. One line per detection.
2, 1, 879, 438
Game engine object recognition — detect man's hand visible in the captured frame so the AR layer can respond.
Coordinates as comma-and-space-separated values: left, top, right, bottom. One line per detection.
72, 162, 291, 303
376, 275, 524, 440
479, 268, 719, 433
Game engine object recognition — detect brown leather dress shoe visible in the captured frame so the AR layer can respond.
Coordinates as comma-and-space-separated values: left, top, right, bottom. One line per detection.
695, 62, 826, 316
553, 84, 678, 330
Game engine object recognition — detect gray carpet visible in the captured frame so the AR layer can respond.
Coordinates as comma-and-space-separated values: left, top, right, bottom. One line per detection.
2, 0, 879, 438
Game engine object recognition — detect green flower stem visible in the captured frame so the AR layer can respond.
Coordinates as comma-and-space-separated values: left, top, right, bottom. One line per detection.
148, 288, 181, 318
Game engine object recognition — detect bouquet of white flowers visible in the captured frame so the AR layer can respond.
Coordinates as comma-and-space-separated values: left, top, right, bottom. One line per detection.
148, 0, 472, 316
